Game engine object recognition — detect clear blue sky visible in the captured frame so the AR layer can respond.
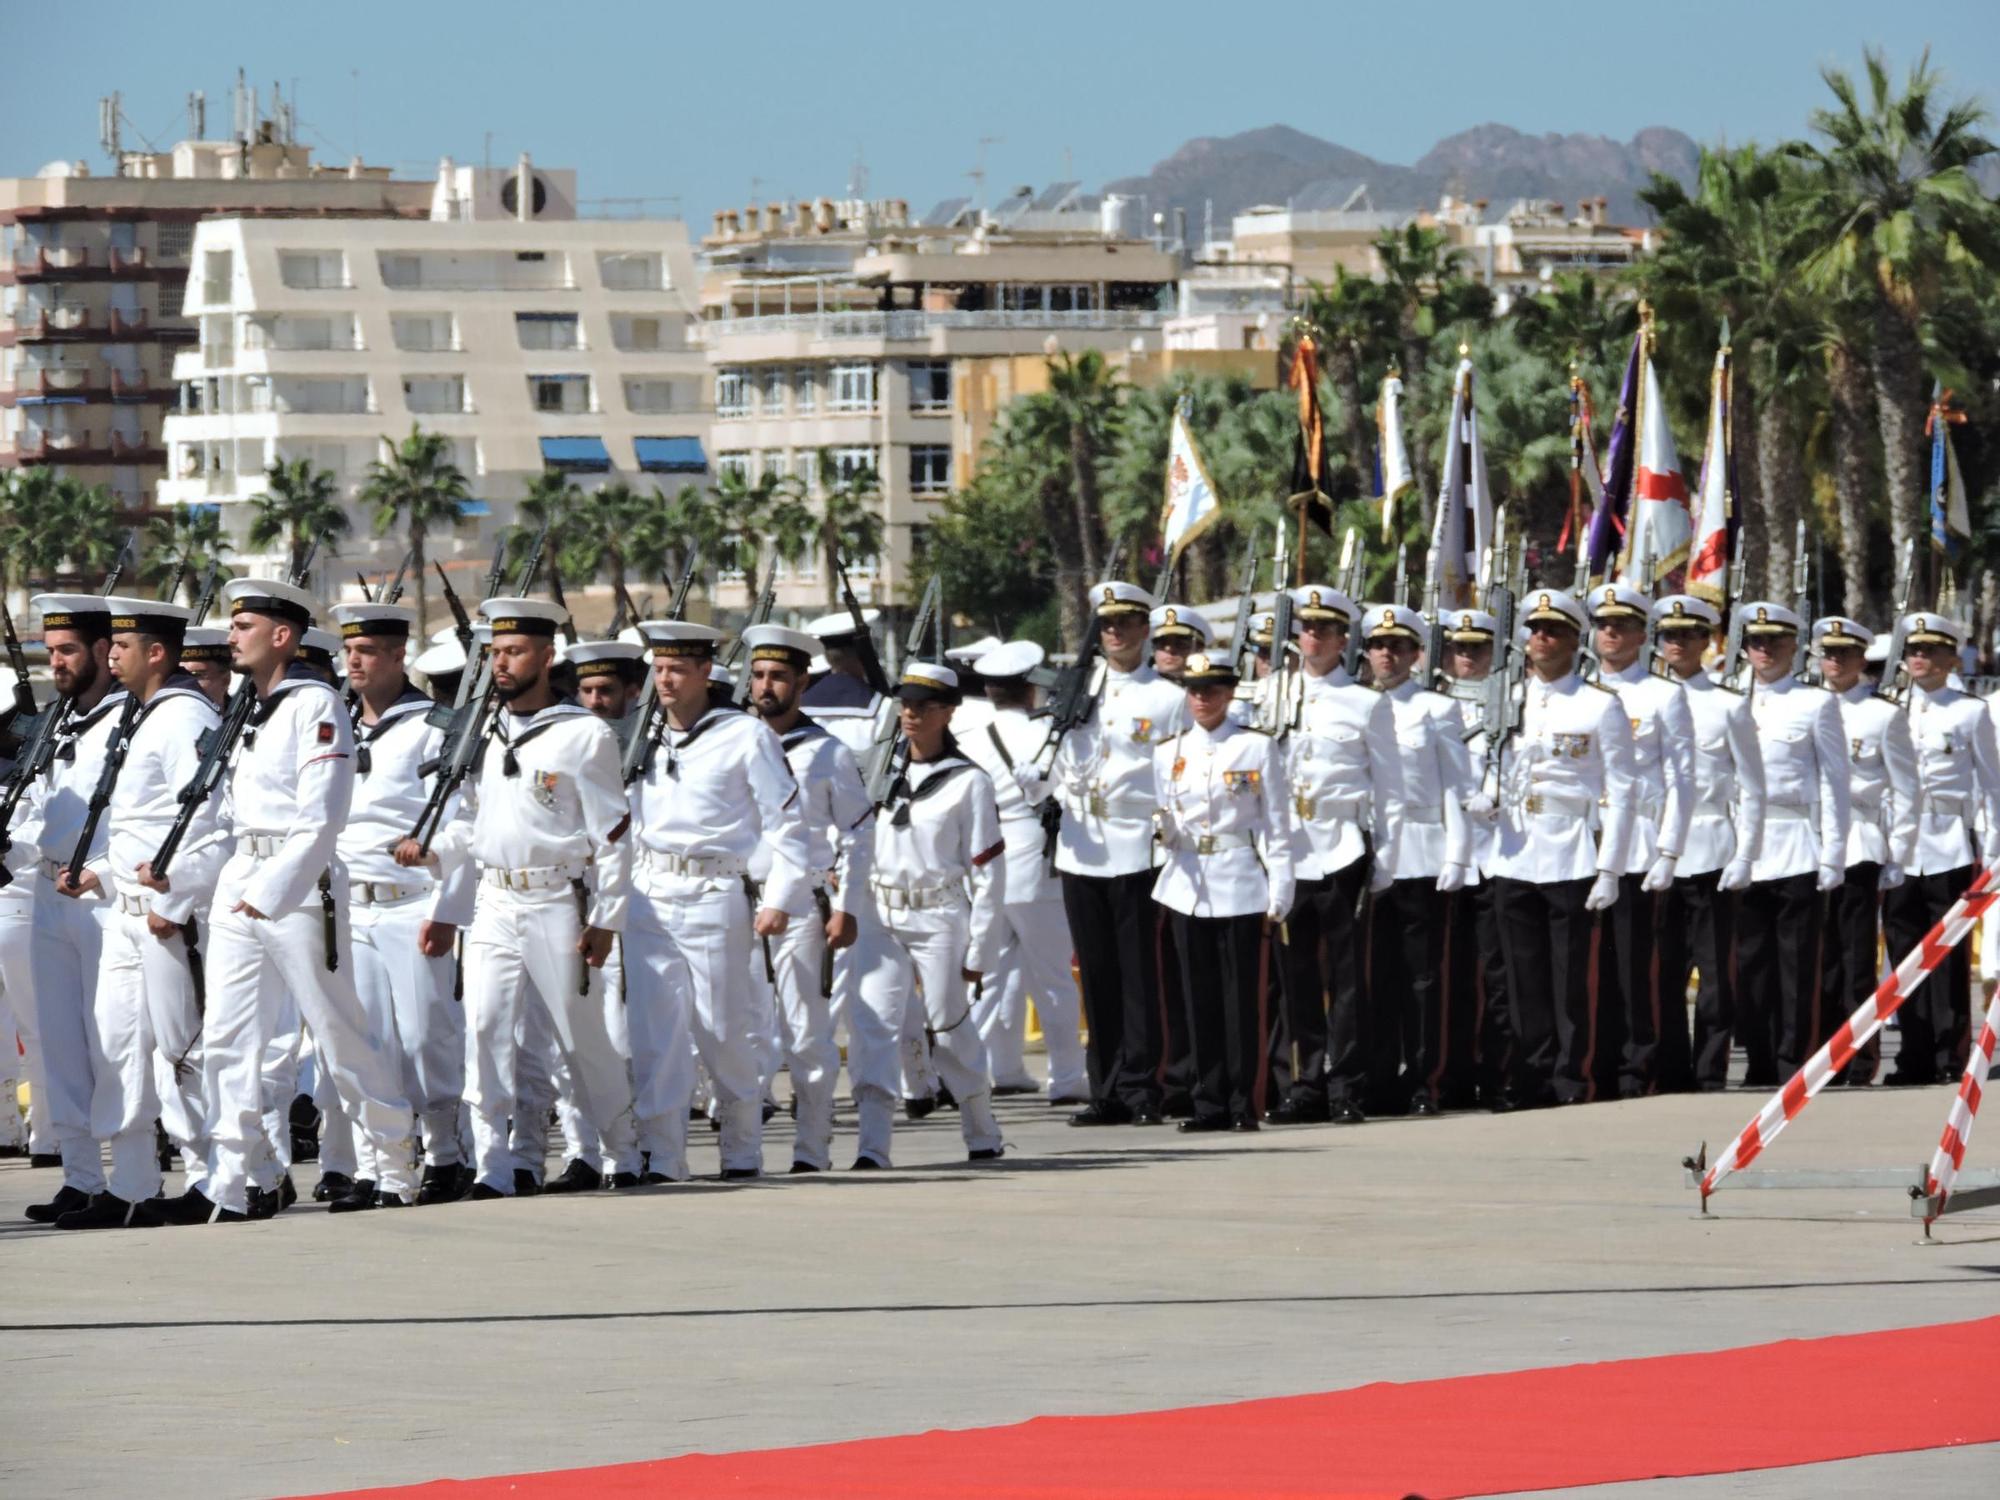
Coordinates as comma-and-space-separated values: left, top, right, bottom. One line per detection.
3, 1, 1990, 220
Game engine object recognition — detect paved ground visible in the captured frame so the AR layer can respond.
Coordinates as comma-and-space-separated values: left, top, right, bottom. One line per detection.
2, 1075, 1996, 1499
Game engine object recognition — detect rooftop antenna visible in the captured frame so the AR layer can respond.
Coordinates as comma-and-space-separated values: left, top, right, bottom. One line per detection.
98, 92, 122, 158
969, 135, 1002, 214
233, 68, 249, 146
188, 90, 206, 140
1062, 144, 1074, 181
847, 146, 868, 199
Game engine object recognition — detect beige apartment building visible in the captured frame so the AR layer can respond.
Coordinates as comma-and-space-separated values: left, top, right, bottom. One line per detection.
0, 106, 430, 518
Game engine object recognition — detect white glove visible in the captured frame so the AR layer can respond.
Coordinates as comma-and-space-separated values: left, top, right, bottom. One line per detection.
1879, 862, 1905, 890
1367, 859, 1394, 894
1585, 870, 1620, 911
1816, 863, 1844, 893
1641, 853, 1678, 894
1011, 763, 1050, 803
1265, 887, 1295, 925
1718, 857, 1753, 893
1462, 791, 1499, 825
1981, 833, 2000, 869
1435, 862, 1467, 894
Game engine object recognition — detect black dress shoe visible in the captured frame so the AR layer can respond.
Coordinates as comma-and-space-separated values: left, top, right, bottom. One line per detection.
540, 1160, 603, 1194
967, 1146, 1005, 1161
468, 1183, 506, 1201
279, 1173, 298, 1209
1268, 1099, 1331, 1125
25, 1184, 93, 1224
374, 1190, 412, 1207
719, 1167, 760, 1181
1230, 1115, 1260, 1133
1330, 1099, 1367, 1125
640, 1171, 678, 1186
247, 1185, 281, 1221
761, 1100, 778, 1123
416, 1164, 467, 1205
1409, 1095, 1442, 1117
1883, 1070, 1935, 1088
1162, 1093, 1196, 1120
1130, 1108, 1165, 1126
936, 1083, 958, 1111
1176, 1115, 1229, 1133
788, 1161, 821, 1174
288, 1092, 322, 1163
606, 1172, 642, 1190
29, 1152, 62, 1169
992, 1083, 1042, 1097
312, 1170, 354, 1203
158, 1184, 222, 1225
1068, 1103, 1131, 1127
209, 1206, 250, 1223
513, 1168, 543, 1196
326, 1179, 380, 1214
849, 1156, 884, 1171
56, 1192, 166, 1230
902, 1096, 937, 1121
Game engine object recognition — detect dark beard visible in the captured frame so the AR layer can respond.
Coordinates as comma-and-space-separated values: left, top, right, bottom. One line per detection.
496, 672, 541, 703
59, 658, 101, 698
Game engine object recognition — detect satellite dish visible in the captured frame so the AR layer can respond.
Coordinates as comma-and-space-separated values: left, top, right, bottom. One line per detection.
499, 174, 548, 217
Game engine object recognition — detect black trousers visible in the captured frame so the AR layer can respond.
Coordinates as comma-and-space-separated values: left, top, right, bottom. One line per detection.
1737, 872, 1822, 1082
1363, 876, 1450, 1110
1157, 906, 1196, 1110
1169, 910, 1269, 1123
1820, 862, 1883, 1084
1884, 864, 1975, 1084
1465, 882, 1513, 1102
1491, 876, 1595, 1105
1061, 869, 1164, 1113
1673, 870, 1737, 1090
1594, 873, 1681, 1098
1269, 861, 1368, 1107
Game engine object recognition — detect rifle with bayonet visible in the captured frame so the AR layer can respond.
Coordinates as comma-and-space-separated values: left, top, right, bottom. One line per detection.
1881, 538, 1919, 705
149, 542, 321, 879
729, 557, 779, 708
1337, 527, 1365, 678
1790, 518, 1813, 683
1419, 544, 1444, 694
861, 577, 940, 808
1476, 537, 1523, 804
1026, 539, 1128, 871
1393, 545, 1410, 610
408, 518, 555, 854
0, 600, 38, 759
1263, 523, 1296, 736
620, 546, 701, 786
1224, 535, 1258, 682
1717, 545, 1751, 691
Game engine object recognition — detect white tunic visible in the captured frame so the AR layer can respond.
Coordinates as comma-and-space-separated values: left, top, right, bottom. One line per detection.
1487, 672, 1640, 884
1839, 683, 1919, 870
1745, 674, 1850, 882
1280, 667, 1405, 881
1676, 673, 1766, 877
225, 668, 353, 917
961, 705, 1061, 904
1378, 679, 1473, 880
871, 752, 1006, 970
29, 687, 133, 875
749, 719, 873, 920
338, 687, 454, 914
1903, 682, 2000, 875
1047, 662, 1186, 878
1150, 718, 1295, 919
1598, 660, 1697, 872
435, 701, 633, 931
89, 678, 226, 923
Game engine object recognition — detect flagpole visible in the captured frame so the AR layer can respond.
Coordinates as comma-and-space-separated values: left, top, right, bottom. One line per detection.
1618, 302, 1655, 581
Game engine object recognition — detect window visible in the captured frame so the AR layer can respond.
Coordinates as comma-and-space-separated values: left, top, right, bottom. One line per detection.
155, 222, 193, 261
758, 367, 785, 413
909, 444, 951, 495
760, 449, 788, 481
907, 360, 951, 412
599, 252, 666, 291
793, 366, 816, 412
612, 314, 662, 351
829, 361, 876, 411
529, 374, 591, 414
516, 312, 580, 350
715, 450, 751, 483
201, 249, 232, 305
278, 251, 345, 290
392, 313, 456, 351
403, 376, 468, 415
378, 253, 421, 288
623, 378, 677, 414
829, 446, 878, 484
715, 368, 748, 417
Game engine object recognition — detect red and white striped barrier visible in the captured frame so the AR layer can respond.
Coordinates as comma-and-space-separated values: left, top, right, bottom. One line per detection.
1701, 866, 2000, 1204
1921, 988, 2000, 1225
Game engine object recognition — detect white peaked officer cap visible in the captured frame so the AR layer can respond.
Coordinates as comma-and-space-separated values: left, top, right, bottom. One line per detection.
1811, 616, 1873, 650
1148, 603, 1214, 644
1587, 582, 1651, 621
1737, 601, 1802, 637
1359, 603, 1425, 642
1521, 589, 1587, 632
1290, 584, 1355, 623
1089, 580, 1154, 618
1651, 595, 1721, 630
974, 640, 1046, 678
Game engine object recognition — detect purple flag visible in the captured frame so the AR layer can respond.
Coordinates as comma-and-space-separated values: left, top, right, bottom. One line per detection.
1584, 333, 1643, 584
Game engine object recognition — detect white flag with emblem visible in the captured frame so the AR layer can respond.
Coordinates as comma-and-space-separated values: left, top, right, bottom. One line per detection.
1161, 400, 1221, 562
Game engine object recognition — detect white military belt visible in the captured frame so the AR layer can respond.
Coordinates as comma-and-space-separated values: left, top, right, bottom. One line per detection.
1923, 792, 1968, 818
1161, 828, 1256, 854
1848, 791, 1883, 818
1087, 788, 1156, 820
350, 879, 423, 906
1765, 800, 1815, 823
238, 832, 288, 858
1293, 791, 1367, 823
481, 861, 586, 892
1515, 790, 1595, 820
638, 847, 748, 880
870, 878, 962, 911
113, 888, 151, 917
35, 857, 68, 882
1402, 802, 1444, 826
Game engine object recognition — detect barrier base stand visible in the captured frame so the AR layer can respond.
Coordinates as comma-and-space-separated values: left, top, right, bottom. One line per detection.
1684, 1143, 2000, 1232
1909, 1180, 2000, 1239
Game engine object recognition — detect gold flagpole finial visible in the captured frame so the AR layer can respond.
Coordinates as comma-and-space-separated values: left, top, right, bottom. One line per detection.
1458, 341, 1470, 358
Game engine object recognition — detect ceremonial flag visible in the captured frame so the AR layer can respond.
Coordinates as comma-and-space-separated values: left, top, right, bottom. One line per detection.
1160, 396, 1221, 563
1375, 371, 1414, 542
1686, 332, 1737, 604
1619, 312, 1692, 582
1429, 354, 1492, 607
1287, 334, 1336, 536
1584, 333, 1642, 585
1929, 386, 1970, 558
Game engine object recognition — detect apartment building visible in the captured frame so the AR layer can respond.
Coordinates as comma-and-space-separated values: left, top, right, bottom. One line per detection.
0, 105, 431, 517
158, 156, 707, 571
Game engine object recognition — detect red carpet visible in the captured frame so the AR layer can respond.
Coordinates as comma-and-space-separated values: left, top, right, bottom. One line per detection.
307, 1314, 2000, 1499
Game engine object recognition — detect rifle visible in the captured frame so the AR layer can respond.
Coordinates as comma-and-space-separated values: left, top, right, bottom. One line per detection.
729, 557, 779, 707
1263, 521, 1296, 736
1393, 545, 1410, 610
620, 545, 701, 786
149, 542, 321, 879
1224, 535, 1258, 681
1881, 538, 1919, 705
1337, 527, 1365, 678
409, 518, 556, 854
1419, 545, 1444, 693
1, 600, 37, 748
382, 547, 413, 608
1027, 545, 1130, 871
435, 561, 474, 658
547, 572, 581, 647
187, 561, 223, 626
1477, 538, 1523, 803
860, 577, 940, 807
103, 530, 136, 598
161, 558, 190, 607
832, 552, 892, 698
1789, 519, 1813, 683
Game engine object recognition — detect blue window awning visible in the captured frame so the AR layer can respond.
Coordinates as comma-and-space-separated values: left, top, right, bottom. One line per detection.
19, 394, 86, 406
636, 436, 707, 474
459, 499, 492, 518
540, 436, 611, 473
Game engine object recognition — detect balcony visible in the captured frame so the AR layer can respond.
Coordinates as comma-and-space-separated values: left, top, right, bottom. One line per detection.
2, 366, 112, 406
109, 247, 150, 275
705, 308, 1171, 341
3, 308, 101, 343
111, 369, 171, 403
3, 247, 97, 283
109, 308, 149, 337
1, 430, 113, 465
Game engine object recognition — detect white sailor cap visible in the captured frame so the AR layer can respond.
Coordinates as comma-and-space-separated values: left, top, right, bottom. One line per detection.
1588, 581, 1652, 621
1360, 603, 1426, 642
412, 634, 468, 677
31, 592, 112, 635
974, 640, 1045, 679
896, 660, 960, 704
479, 597, 567, 639
1812, 616, 1873, 650
1149, 603, 1214, 645
944, 633, 1003, 665
1090, 580, 1154, 619
224, 577, 317, 628
1443, 608, 1500, 642
1652, 595, 1721, 630
299, 626, 341, 662
103, 596, 194, 639
802, 606, 881, 643
1738, 601, 1802, 637
741, 624, 819, 668
1864, 634, 1890, 665
639, 620, 726, 659
1901, 611, 1965, 648
708, 664, 736, 690
1522, 589, 1587, 632
178, 625, 230, 663
328, 602, 419, 641
565, 640, 647, 679
1290, 584, 1355, 624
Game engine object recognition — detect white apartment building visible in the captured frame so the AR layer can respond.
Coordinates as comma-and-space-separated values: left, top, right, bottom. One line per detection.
158, 157, 707, 571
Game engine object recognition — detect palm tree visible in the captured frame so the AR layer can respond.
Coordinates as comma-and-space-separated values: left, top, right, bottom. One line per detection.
12, 475, 124, 590
1373, 222, 1496, 515
1787, 47, 2000, 557
811, 450, 886, 607
1298, 268, 1395, 501
504, 470, 585, 602
1037, 348, 1124, 587
1510, 272, 1638, 368
140, 504, 233, 606
360, 424, 470, 638
625, 483, 708, 599
249, 457, 350, 575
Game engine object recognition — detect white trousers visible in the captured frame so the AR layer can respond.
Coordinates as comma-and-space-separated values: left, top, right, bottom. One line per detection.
202, 856, 416, 1212
975, 896, 1088, 1097
28, 877, 110, 1192
93, 901, 210, 1200
624, 871, 761, 1175
463, 884, 638, 1191
0, 880, 49, 1153
511, 999, 600, 1178
333, 894, 466, 1168
753, 907, 838, 1170
876, 903, 1003, 1161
